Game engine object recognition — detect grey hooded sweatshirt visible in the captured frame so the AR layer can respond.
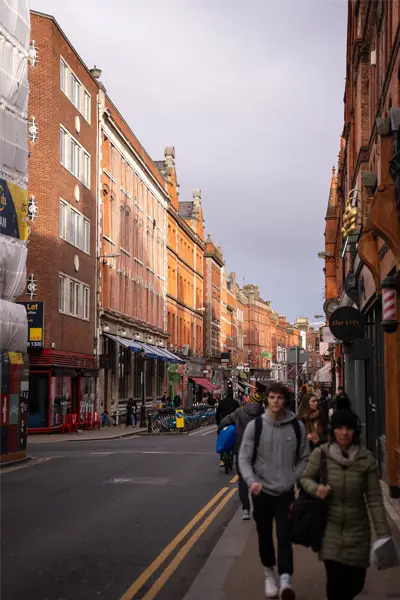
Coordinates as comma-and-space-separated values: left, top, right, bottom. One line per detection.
239, 410, 309, 496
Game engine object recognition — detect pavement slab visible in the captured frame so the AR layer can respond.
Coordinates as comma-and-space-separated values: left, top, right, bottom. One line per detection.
184, 510, 400, 600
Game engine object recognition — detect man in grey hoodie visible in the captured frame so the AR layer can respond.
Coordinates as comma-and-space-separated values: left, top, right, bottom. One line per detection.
239, 382, 309, 600
219, 387, 265, 519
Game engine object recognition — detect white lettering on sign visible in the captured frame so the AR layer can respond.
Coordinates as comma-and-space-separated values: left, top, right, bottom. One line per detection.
0, 216, 6, 228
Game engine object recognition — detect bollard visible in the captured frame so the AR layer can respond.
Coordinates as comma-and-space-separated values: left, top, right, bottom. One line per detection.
147, 413, 152, 433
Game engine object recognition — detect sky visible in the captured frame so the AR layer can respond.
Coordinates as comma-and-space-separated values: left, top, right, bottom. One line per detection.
32, 0, 347, 322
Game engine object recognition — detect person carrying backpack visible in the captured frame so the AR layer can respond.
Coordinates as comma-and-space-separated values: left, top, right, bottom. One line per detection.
239, 382, 309, 600
218, 387, 264, 520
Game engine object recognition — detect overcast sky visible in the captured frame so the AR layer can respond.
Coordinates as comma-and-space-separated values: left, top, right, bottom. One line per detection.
32, 0, 347, 322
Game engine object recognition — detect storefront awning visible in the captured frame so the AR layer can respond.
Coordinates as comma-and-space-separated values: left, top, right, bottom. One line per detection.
104, 333, 143, 352
238, 380, 256, 390
154, 346, 185, 364
190, 377, 218, 392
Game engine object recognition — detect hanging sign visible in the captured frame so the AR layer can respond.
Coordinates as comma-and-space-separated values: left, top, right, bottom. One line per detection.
329, 306, 365, 343
17, 302, 44, 348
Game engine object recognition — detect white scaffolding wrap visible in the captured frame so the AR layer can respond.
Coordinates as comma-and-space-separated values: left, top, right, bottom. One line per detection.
0, 235, 28, 301
0, 0, 30, 187
0, 298, 28, 351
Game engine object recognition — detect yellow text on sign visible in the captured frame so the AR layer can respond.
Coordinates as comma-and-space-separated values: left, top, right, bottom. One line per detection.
175, 409, 185, 429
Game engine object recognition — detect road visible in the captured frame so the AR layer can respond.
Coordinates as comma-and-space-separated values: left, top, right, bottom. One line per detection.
1, 426, 238, 600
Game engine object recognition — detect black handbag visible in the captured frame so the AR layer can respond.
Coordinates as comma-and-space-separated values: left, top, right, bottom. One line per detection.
288, 450, 328, 552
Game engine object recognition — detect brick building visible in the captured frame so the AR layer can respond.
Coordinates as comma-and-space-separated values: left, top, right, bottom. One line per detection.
22, 12, 99, 429
97, 88, 175, 417
321, 1, 400, 496
155, 149, 207, 405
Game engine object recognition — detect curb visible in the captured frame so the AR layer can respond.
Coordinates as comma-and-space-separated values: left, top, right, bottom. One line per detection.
0, 456, 32, 470
138, 431, 189, 436
27, 430, 144, 444
183, 509, 254, 600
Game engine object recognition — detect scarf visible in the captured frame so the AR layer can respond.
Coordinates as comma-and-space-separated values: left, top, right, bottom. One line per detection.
304, 409, 322, 435
328, 442, 361, 466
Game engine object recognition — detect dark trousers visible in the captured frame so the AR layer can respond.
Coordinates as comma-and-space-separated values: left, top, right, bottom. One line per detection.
324, 560, 366, 600
253, 490, 294, 575
236, 460, 250, 511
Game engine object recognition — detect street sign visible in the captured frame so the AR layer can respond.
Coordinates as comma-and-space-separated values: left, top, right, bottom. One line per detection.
287, 347, 307, 364
329, 306, 365, 342
17, 301, 44, 348
175, 409, 185, 429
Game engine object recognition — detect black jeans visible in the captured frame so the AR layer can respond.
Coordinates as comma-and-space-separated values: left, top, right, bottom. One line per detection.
252, 490, 294, 575
236, 459, 250, 511
324, 560, 366, 600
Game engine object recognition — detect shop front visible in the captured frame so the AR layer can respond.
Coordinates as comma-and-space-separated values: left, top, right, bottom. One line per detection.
27, 349, 98, 431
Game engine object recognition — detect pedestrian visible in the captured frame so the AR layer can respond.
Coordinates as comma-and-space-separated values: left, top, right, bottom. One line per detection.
132, 399, 138, 427
216, 389, 240, 426
300, 409, 392, 600
297, 392, 328, 451
218, 388, 264, 520
333, 386, 351, 411
249, 381, 265, 404
239, 382, 309, 599
173, 394, 181, 408
125, 398, 134, 427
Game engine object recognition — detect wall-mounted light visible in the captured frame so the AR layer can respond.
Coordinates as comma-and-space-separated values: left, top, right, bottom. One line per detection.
102, 324, 110, 333
118, 328, 127, 337
317, 252, 333, 259
382, 276, 398, 333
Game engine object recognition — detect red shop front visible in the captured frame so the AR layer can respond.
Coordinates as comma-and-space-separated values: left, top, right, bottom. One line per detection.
27, 349, 98, 432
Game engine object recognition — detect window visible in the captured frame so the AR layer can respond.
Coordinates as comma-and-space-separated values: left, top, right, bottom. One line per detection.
83, 219, 90, 253
60, 201, 67, 239
59, 199, 90, 254
307, 343, 313, 352
59, 272, 90, 320
60, 59, 67, 93
70, 139, 80, 178
70, 73, 81, 109
83, 152, 90, 187
60, 125, 90, 188
84, 92, 90, 122
60, 127, 66, 165
70, 209, 80, 248
316, 359, 321, 368
59, 275, 66, 311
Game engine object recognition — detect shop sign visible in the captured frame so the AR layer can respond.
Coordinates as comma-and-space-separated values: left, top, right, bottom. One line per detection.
0, 178, 30, 240
329, 306, 365, 343
262, 351, 272, 359
17, 301, 44, 348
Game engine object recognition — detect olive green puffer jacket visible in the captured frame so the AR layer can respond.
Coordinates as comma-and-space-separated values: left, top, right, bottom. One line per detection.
300, 443, 390, 568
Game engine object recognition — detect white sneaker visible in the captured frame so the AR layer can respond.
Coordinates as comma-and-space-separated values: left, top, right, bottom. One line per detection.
280, 574, 295, 600
264, 568, 278, 598
241, 509, 250, 520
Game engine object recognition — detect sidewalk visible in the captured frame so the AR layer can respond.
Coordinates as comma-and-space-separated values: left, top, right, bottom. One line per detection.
184, 510, 400, 600
28, 425, 147, 444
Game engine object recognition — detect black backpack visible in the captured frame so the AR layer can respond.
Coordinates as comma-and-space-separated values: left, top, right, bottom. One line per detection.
251, 416, 301, 465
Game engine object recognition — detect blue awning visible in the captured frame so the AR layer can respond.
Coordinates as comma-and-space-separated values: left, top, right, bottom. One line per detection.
103, 333, 143, 353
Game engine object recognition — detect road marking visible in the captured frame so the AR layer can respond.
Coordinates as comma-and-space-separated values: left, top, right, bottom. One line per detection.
119, 486, 231, 600
230, 474, 239, 484
0, 457, 51, 475
202, 426, 217, 436
188, 425, 215, 436
141, 488, 237, 600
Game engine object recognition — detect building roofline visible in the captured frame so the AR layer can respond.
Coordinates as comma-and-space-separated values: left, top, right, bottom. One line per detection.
31, 10, 100, 86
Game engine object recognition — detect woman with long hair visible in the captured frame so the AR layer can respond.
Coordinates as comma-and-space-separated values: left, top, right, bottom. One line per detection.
300, 410, 392, 600
297, 392, 328, 450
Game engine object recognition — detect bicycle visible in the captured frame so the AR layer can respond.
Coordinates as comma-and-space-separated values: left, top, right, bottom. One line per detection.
221, 448, 234, 474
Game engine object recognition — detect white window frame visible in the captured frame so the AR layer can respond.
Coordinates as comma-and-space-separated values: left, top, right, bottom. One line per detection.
59, 272, 90, 321
60, 57, 91, 123
60, 198, 90, 255
60, 125, 91, 189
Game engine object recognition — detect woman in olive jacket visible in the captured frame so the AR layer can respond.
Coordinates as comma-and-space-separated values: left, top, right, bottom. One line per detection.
300, 409, 391, 600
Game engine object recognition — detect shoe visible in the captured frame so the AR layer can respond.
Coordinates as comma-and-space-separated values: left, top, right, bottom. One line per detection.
279, 574, 295, 600
219, 460, 224, 468
264, 568, 278, 598
241, 509, 250, 520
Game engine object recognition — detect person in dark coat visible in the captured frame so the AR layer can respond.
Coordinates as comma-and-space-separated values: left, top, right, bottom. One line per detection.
126, 398, 134, 427
216, 390, 240, 426
333, 386, 351, 411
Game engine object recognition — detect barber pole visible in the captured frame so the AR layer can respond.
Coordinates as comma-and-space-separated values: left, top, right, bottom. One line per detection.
381, 276, 398, 334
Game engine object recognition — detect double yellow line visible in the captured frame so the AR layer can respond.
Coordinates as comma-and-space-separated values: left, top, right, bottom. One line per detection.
120, 478, 238, 600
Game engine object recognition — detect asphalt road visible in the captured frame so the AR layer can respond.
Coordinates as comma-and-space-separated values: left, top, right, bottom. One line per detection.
1, 426, 239, 600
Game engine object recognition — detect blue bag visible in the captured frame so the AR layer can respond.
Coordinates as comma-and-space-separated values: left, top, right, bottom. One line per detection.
216, 424, 236, 454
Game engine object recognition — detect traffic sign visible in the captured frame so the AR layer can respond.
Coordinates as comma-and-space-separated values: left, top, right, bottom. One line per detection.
175, 409, 185, 429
